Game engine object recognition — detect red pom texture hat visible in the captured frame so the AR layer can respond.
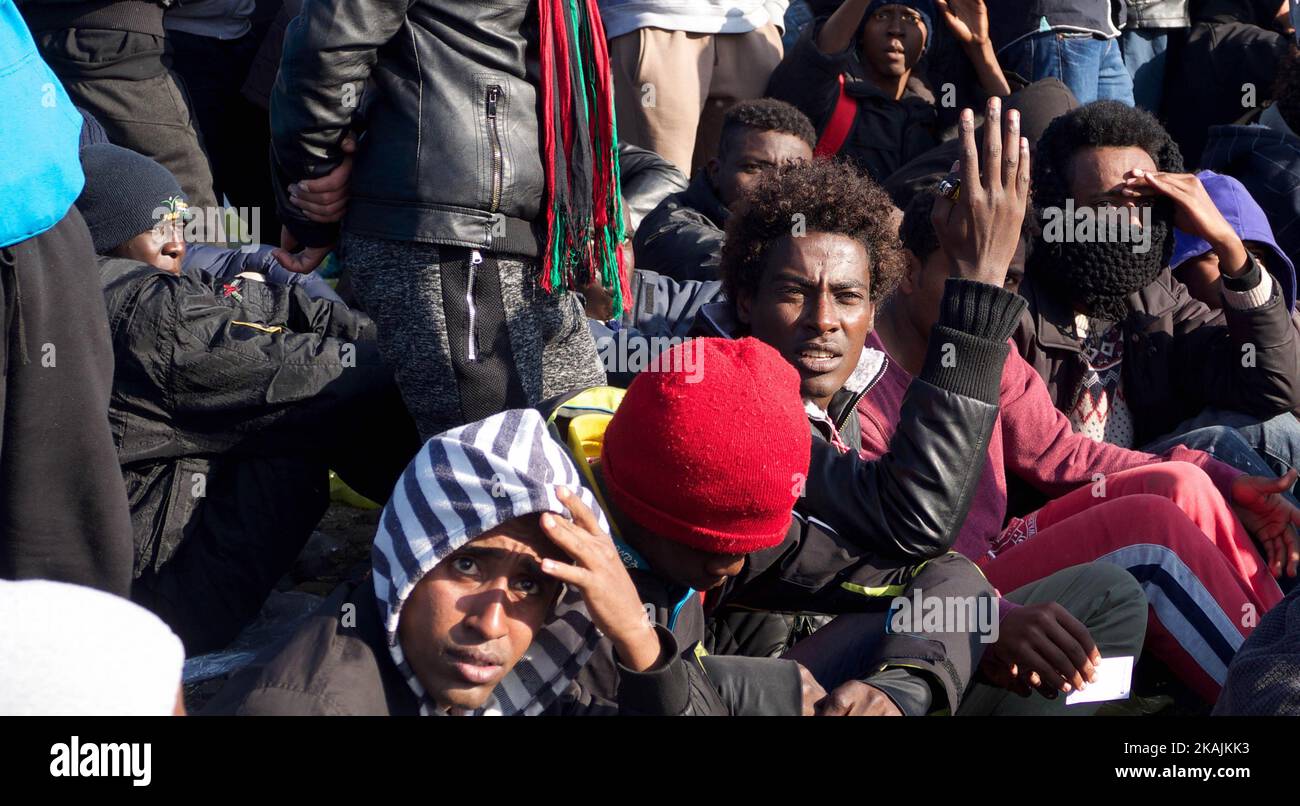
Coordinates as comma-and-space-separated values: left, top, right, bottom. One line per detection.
600, 337, 810, 554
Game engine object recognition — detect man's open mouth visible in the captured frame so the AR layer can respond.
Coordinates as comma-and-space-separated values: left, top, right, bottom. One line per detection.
446, 648, 505, 685
794, 344, 843, 374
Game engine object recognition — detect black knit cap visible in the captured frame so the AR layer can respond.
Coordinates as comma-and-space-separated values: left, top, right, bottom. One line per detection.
75, 143, 187, 255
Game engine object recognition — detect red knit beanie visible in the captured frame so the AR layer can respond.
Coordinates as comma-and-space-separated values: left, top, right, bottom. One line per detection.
600, 337, 810, 554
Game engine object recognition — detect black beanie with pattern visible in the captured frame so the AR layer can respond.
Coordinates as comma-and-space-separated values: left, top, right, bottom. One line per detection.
75, 143, 187, 255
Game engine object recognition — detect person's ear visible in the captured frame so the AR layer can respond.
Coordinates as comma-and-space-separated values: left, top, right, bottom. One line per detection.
735, 289, 754, 325
706, 157, 721, 185
900, 251, 924, 295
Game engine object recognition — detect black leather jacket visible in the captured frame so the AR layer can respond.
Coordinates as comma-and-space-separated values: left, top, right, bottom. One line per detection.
633, 170, 729, 282
271, 0, 546, 254
695, 280, 1028, 562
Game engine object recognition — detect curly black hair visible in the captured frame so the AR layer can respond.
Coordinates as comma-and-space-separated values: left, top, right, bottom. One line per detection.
899, 187, 1040, 264
719, 98, 818, 156
1031, 100, 1184, 211
721, 158, 906, 304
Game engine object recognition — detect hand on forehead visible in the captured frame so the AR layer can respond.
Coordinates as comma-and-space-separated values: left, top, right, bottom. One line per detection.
1068, 146, 1160, 203
459, 513, 570, 567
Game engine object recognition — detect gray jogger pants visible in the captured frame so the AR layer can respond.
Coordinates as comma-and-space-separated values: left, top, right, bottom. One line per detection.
344, 234, 605, 440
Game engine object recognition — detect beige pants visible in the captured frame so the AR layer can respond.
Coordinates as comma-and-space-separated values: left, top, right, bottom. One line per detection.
610, 24, 784, 176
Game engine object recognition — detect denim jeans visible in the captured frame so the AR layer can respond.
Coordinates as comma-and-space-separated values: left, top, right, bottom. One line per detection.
1118, 29, 1170, 113
1142, 409, 1300, 594
782, 0, 814, 51
1001, 31, 1136, 106
1145, 409, 1300, 487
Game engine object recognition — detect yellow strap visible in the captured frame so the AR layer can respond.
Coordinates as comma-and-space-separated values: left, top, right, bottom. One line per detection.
555, 389, 625, 541
840, 581, 908, 597
544, 386, 626, 424
567, 412, 613, 465
230, 320, 283, 334
693, 641, 709, 670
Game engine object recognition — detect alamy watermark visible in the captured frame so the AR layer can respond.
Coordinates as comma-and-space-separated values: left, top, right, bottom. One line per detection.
595, 333, 705, 383
50, 736, 151, 786
151, 197, 263, 251
1041, 199, 1153, 254
887, 589, 1000, 644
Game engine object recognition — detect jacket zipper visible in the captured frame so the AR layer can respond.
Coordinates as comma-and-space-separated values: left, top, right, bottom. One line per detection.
486, 85, 503, 213
466, 249, 482, 361
831, 356, 887, 432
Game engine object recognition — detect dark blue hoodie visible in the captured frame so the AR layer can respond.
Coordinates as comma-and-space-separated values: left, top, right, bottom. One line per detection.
1201, 105, 1300, 304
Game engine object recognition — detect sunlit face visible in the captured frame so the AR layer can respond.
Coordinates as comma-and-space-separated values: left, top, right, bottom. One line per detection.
860, 5, 927, 82
398, 516, 564, 713
708, 128, 813, 209
739, 232, 875, 411
110, 218, 187, 275
1065, 145, 1160, 231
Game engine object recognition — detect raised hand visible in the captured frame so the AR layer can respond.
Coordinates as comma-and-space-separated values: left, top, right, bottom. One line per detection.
538, 487, 665, 671
931, 97, 1031, 288
1122, 168, 1250, 274
936, 0, 992, 47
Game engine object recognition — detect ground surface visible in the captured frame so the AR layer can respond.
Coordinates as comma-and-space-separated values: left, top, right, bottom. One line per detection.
182, 501, 381, 712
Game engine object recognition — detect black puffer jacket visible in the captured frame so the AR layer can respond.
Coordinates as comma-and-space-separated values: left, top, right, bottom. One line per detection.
100, 256, 414, 648
619, 142, 688, 239
1200, 106, 1300, 273
270, 0, 548, 254
1163, 0, 1288, 168
632, 171, 729, 282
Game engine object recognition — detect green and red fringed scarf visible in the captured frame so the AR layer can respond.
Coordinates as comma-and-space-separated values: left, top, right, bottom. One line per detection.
537, 0, 629, 315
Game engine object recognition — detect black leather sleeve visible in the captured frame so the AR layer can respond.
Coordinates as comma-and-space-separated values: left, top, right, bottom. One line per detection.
269, 0, 407, 246
801, 279, 1025, 560
560, 626, 732, 716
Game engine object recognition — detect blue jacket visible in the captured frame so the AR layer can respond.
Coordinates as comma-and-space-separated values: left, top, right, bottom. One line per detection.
183, 243, 343, 304
0, 0, 83, 247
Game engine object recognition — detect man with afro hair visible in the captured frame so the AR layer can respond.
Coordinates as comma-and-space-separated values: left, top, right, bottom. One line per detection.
633, 98, 816, 283
1015, 100, 1300, 583
689, 106, 1105, 714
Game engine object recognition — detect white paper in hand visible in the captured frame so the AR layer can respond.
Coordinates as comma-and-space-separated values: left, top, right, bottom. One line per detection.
1065, 655, 1134, 705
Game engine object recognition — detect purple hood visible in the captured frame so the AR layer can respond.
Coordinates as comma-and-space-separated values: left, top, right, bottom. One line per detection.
1171, 170, 1297, 311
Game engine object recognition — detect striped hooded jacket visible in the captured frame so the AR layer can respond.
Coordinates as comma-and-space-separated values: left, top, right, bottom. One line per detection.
207, 408, 711, 715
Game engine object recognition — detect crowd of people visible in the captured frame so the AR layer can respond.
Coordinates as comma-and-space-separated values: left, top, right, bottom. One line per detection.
3, 0, 1300, 717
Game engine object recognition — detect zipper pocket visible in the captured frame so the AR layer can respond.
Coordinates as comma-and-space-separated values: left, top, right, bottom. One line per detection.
466, 249, 482, 361
485, 85, 503, 213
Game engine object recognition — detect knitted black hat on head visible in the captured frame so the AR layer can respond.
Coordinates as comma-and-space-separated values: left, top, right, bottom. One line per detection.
1028, 101, 1183, 322
75, 143, 186, 255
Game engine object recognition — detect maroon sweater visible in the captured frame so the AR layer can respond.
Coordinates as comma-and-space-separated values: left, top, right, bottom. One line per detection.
856, 332, 1244, 562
